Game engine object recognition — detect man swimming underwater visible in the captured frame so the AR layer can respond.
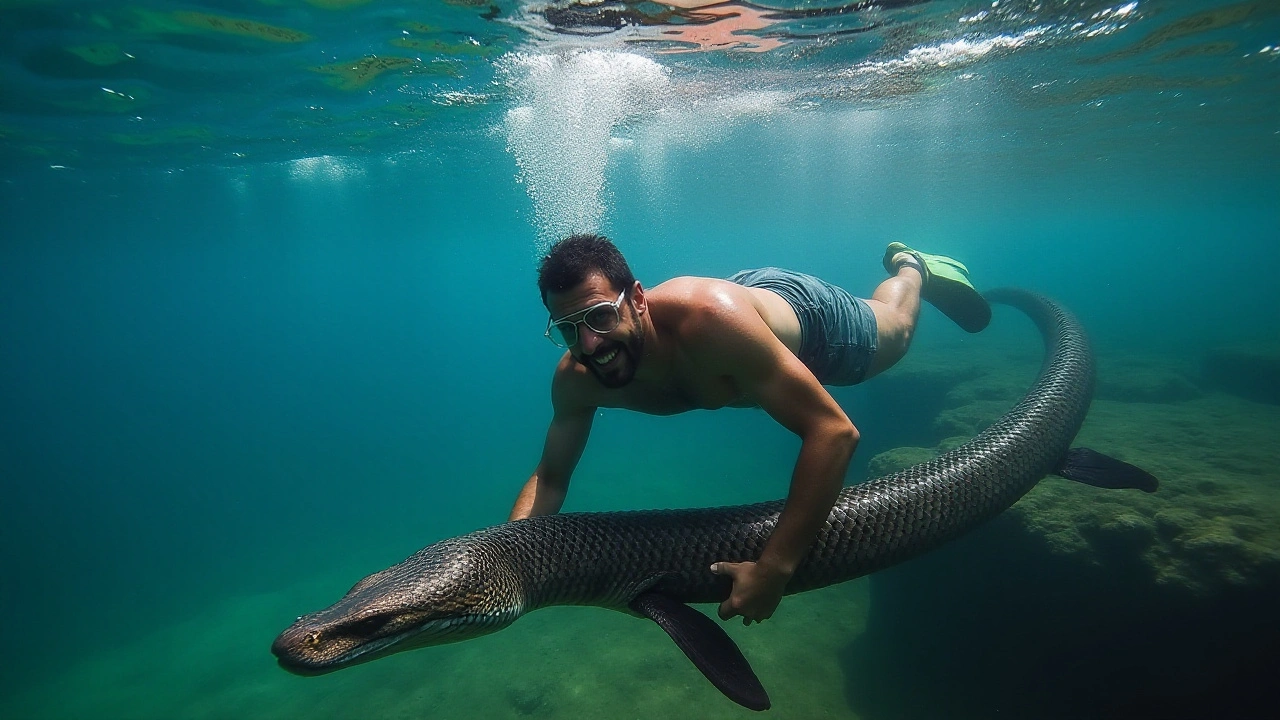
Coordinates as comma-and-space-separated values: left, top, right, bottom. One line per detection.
510, 234, 989, 624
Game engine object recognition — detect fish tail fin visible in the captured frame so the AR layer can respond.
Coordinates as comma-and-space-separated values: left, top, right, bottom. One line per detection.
1055, 447, 1159, 493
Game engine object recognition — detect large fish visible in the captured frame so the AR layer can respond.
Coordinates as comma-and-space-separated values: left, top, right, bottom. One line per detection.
272, 289, 1157, 711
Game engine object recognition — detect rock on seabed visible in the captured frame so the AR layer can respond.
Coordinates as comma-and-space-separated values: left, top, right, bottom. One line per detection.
848, 341, 1280, 719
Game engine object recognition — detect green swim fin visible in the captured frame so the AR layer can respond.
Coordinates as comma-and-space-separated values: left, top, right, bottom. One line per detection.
883, 241, 991, 333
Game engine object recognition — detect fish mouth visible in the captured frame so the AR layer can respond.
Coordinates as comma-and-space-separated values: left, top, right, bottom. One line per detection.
271, 624, 419, 675
272, 613, 488, 675
275, 656, 339, 676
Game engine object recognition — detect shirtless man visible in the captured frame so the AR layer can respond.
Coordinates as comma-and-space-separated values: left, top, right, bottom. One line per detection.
510, 234, 990, 625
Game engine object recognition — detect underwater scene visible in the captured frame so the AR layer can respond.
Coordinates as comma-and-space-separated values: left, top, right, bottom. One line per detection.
1, 0, 1278, 717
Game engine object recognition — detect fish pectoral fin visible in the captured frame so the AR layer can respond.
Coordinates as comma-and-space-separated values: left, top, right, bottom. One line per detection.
629, 591, 771, 712
1054, 447, 1159, 493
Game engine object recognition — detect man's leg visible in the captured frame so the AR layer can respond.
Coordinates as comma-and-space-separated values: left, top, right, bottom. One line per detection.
883, 242, 991, 334
864, 264, 923, 379
862, 242, 991, 379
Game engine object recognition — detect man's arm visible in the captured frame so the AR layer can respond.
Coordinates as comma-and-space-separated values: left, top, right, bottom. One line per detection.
697, 294, 858, 623
714, 393, 856, 618
509, 367, 596, 521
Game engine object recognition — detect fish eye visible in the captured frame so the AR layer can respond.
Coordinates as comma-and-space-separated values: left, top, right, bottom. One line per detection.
347, 615, 392, 636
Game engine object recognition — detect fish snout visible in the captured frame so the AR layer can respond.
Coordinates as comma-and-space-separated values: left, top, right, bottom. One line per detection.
271, 621, 343, 675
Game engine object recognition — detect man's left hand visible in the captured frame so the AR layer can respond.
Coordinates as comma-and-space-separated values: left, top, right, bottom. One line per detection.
710, 560, 791, 625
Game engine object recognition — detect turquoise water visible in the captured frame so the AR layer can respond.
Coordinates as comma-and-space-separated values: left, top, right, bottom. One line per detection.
2, 1, 1278, 718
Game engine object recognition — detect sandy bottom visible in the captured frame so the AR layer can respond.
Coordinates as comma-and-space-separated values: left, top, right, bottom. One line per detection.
4, 572, 870, 719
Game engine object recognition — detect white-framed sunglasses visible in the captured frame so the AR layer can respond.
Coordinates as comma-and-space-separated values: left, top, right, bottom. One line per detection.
544, 290, 627, 348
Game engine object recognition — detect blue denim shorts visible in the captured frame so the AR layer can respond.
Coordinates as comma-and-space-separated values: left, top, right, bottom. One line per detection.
728, 267, 878, 386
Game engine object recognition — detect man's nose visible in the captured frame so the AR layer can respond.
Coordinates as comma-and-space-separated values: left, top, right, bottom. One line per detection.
578, 327, 606, 353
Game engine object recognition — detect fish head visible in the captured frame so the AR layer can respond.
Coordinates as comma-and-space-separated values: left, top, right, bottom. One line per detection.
272, 533, 523, 674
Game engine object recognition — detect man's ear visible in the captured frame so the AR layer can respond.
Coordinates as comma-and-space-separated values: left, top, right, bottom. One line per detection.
630, 280, 647, 315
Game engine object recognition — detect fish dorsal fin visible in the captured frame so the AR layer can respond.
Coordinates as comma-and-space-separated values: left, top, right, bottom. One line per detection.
629, 591, 771, 711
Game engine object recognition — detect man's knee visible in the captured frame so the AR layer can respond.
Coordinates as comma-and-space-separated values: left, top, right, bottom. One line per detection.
870, 301, 915, 346
867, 305, 915, 378
881, 320, 914, 361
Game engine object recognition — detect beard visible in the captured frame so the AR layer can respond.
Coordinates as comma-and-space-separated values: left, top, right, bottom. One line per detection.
580, 304, 645, 389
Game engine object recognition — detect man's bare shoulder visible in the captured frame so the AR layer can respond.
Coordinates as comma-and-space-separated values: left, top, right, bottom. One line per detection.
650, 276, 760, 326
654, 276, 802, 360
549, 354, 601, 411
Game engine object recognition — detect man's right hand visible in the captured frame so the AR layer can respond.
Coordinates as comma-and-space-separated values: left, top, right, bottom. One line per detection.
711, 560, 791, 625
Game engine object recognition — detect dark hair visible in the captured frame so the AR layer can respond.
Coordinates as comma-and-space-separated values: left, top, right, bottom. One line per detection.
537, 234, 636, 305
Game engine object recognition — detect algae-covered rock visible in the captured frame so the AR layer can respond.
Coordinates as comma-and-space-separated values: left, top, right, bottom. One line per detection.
867, 447, 937, 478
1096, 355, 1202, 403
842, 334, 1280, 719
866, 348, 994, 449
944, 371, 1028, 406
872, 341, 1280, 597
1153, 507, 1201, 539
933, 400, 1007, 437
879, 358, 987, 391
1009, 393, 1280, 596
1094, 512, 1157, 552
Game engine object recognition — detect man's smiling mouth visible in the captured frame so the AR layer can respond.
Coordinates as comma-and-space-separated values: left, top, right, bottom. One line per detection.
593, 348, 619, 365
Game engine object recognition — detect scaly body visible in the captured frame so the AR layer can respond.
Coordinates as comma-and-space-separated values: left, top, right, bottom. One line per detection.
274, 289, 1130, 710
